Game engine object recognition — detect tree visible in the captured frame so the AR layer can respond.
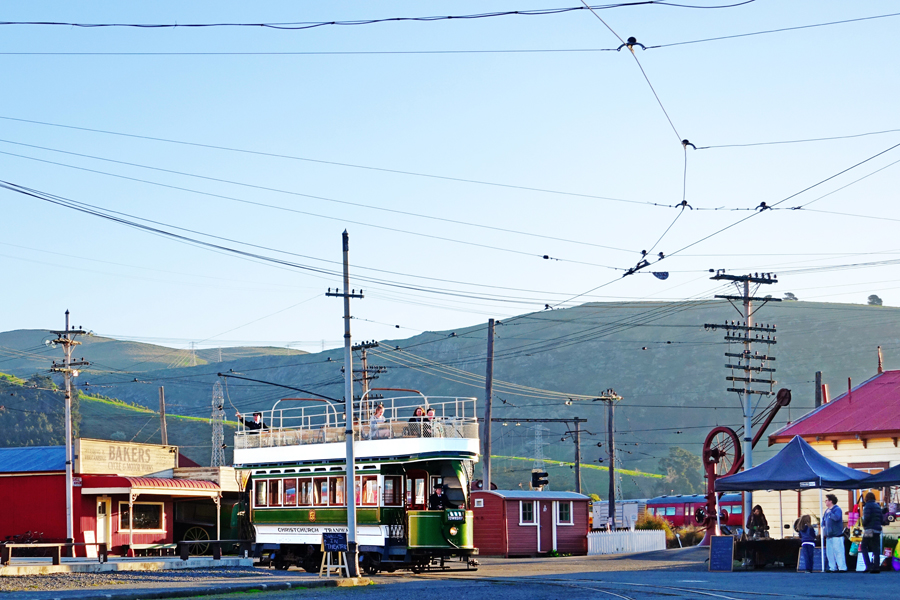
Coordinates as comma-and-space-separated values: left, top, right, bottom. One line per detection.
868, 295, 883, 306
783, 292, 798, 301
653, 447, 703, 496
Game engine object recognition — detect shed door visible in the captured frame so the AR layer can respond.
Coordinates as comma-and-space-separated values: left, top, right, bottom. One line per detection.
539, 500, 553, 552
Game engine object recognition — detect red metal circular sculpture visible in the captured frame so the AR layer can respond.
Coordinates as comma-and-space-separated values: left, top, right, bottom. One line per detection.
702, 426, 742, 477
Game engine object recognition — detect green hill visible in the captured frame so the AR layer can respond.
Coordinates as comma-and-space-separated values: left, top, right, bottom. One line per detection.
0, 373, 234, 466
4, 300, 899, 497
0, 329, 305, 375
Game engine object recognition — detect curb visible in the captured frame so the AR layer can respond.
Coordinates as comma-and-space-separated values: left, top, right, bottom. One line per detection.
44, 578, 373, 600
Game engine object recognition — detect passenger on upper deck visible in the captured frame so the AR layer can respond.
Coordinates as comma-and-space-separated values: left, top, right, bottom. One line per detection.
405, 406, 425, 437
235, 411, 268, 430
369, 404, 391, 439
423, 407, 444, 438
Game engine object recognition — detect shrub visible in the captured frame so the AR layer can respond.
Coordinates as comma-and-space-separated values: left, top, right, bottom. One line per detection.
675, 525, 704, 547
635, 513, 674, 543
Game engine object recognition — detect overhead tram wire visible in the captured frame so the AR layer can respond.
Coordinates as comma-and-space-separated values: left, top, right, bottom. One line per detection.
0, 2, 757, 30
0, 137, 635, 255
0, 146, 628, 268
0, 180, 623, 307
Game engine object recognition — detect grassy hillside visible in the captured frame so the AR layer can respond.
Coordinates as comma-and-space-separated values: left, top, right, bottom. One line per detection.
5, 300, 899, 497
0, 373, 235, 466
0, 329, 306, 375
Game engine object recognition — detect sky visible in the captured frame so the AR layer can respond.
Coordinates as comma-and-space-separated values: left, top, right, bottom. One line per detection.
2, 1, 900, 352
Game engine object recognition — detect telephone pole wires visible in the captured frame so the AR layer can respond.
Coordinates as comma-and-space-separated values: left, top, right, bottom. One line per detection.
707, 271, 780, 522
594, 389, 621, 529
351, 340, 385, 419
159, 387, 168, 446
49, 310, 89, 552
483, 318, 495, 492
325, 230, 363, 578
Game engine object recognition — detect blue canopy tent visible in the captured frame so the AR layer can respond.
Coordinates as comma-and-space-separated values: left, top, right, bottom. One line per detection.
860, 463, 900, 487
715, 436, 870, 571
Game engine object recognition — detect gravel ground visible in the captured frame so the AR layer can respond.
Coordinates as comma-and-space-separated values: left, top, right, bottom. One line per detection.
0, 567, 273, 594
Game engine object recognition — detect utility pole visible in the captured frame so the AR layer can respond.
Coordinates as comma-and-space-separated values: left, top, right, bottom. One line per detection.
594, 389, 621, 530
159, 387, 168, 446
210, 382, 226, 467
574, 420, 582, 495
707, 270, 779, 523
483, 318, 495, 492
49, 311, 89, 554
351, 341, 384, 420
325, 230, 363, 578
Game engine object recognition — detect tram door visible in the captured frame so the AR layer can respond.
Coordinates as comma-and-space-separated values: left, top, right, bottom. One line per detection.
539, 500, 553, 552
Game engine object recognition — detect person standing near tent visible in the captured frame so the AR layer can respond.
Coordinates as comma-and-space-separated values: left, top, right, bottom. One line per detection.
797, 515, 817, 573
861, 491, 884, 574
823, 494, 847, 572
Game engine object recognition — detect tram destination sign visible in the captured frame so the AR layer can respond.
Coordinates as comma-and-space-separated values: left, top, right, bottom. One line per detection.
75, 438, 178, 476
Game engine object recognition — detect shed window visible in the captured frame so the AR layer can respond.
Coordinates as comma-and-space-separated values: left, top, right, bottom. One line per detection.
520, 501, 535, 524
119, 503, 163, 531
558, 501, 572, 524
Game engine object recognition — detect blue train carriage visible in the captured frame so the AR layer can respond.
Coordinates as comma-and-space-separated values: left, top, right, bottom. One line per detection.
233, 394, 480, 574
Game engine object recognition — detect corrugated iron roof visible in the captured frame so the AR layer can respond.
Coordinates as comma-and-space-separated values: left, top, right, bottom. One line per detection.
472, 490, 588, 500
770, 370, 900, 443
82, 475, 219, 491
0, 445, 65, 473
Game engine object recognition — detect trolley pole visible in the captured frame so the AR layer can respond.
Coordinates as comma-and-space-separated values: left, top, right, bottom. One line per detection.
483, 318, 495, 491
326, 231, 363, 578
49, 311, 89, 555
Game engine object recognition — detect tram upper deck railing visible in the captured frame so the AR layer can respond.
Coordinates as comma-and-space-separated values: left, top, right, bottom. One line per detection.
234, 395, 478, 451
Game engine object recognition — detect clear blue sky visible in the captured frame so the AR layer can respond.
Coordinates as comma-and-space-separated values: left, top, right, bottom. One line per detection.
2, 1, 899, 350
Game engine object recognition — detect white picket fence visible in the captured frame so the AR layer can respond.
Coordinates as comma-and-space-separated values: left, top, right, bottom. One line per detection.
587, 530, 666, 555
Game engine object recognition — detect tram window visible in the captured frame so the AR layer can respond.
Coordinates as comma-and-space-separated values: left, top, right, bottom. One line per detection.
731, 504, 742, 515
284, 478, 297, 506
665, 507, 676, 516
299, 479, 313, 506
330, 476, 345, 505
314, 478, 329, 506
268, 479, 282, 507
675, 506, 684, 516
255, 480, 267, 507
358, 475, 378, 506
383, 476, 402, 506
414, 479, 426, 506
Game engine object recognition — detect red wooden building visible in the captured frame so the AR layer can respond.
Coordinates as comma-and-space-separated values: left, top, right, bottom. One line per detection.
0, 440, 223, 556
471, 490, 590, 557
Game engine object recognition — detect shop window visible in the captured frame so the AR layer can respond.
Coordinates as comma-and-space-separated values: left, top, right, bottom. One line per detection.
119, 502, 164, 531
284, 478, 297, 506
383, 476, 402, 506
520, 501, 535, 524
255, 480, 267, 507
558, 501, 573, 525
268, 479, 282, 507
314, 478, 329, 506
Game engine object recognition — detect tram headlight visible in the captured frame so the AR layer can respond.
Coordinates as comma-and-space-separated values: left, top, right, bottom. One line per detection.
449, 526, 459, 536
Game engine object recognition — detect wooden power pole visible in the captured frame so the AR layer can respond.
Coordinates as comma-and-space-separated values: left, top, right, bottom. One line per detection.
483, 318, 495, 491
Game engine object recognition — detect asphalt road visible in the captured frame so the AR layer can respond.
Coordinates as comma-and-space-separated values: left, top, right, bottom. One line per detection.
1, 548, 896, 600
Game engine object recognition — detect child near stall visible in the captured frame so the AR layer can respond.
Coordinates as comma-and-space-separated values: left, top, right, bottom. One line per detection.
798, 515, 817, 573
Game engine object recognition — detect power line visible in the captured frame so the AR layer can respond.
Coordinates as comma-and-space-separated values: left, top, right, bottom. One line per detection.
0, 2, 756, 31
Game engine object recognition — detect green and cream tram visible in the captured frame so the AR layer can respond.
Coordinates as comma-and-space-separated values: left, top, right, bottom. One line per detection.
233, 393, 479, 574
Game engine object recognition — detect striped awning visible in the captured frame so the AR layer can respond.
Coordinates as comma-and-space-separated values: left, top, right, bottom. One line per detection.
81, 475, 220, 497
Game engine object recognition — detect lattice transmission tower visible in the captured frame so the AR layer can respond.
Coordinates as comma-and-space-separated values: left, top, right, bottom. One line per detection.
211, 381, 226, 467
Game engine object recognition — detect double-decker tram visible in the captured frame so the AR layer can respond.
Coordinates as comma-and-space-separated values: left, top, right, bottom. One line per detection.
233, 392, 480, 574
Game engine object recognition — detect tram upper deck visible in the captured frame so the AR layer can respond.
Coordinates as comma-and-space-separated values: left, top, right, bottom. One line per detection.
233, 395, 480, 467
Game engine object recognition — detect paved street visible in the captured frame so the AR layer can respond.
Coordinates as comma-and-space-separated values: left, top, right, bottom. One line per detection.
2, 548, 897, 600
